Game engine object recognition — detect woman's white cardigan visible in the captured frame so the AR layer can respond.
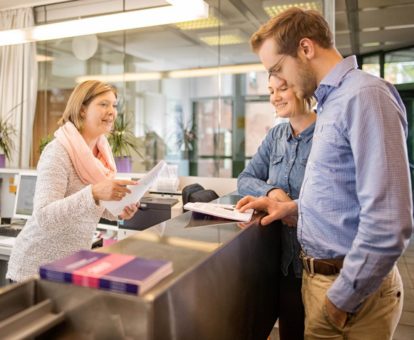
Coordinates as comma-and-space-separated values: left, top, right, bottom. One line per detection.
7, 139, 115, 282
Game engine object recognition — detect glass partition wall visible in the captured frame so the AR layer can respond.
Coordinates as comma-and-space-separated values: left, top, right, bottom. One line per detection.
32, 0, 414, 178
33, 1, 275, 178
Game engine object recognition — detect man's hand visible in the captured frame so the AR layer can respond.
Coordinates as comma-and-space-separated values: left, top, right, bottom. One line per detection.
267, 188, 291, 202
266, 189, 297, 226
325, 296, 348, 328
281, 214, 298, 227
236, 195, 298, 226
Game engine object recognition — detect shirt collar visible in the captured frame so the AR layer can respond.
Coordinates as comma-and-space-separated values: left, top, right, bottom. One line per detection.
315, 55, 358, 104
287, 124, 294, 141
288, 121, 315, 143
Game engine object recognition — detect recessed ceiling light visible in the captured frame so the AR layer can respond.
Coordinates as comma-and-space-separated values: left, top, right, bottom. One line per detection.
362, 42, 381, 47
384, 24, 414, 30
175, 7, 222, 30
262, 0, 323, 17
199, 34, 245, 45
198, 30, 246, 46
361, 27, 381, 32
36, 54, 54, 62
76, 63, 266, 83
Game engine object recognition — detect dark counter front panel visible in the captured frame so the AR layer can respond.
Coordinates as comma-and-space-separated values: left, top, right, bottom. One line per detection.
151, 217, 281, 340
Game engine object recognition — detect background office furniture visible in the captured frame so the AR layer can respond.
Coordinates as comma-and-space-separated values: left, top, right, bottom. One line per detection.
119, 196, 178, 231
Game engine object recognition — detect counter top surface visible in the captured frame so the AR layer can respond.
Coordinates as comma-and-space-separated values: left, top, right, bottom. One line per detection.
99, 194, 261, 298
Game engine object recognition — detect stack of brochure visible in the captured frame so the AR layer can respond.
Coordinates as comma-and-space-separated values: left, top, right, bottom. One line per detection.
40, 250, 173, 296
183, 202, 254, 222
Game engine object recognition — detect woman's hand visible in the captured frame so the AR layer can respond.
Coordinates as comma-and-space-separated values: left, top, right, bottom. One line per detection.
92, 179, 137, 202
119, 203, 140, 220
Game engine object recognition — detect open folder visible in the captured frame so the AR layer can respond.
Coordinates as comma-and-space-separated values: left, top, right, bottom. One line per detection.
183, 202, 254, 222
101, 161, 167, 216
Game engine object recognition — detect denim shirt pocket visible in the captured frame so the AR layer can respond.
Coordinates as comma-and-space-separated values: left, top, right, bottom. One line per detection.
272, 154, 284, 165
268, 154, 285, 187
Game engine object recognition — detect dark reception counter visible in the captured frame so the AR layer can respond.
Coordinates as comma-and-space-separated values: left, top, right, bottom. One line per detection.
0, 195, 281, 339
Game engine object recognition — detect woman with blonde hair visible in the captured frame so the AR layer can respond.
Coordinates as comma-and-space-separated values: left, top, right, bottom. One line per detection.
238, 76, 316, 340
7, 80, 138, 282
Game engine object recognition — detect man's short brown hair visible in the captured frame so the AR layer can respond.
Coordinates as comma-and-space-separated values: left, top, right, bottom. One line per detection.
250, 7, 333, 56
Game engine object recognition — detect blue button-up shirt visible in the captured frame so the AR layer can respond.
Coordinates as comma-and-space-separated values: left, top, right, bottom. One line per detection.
298, 56, 413, 312
238, 122, 315, 278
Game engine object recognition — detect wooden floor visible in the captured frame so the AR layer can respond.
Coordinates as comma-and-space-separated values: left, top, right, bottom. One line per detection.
268, 234, 414, 340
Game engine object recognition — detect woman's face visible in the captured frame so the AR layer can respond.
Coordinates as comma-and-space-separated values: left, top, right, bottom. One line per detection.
268, 76, 301, 118
81, 91, 117, 138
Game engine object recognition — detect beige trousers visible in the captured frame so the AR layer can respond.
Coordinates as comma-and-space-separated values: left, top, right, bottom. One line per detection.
302, 266, 403, 340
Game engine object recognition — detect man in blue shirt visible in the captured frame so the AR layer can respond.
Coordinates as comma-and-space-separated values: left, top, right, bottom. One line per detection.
237, 8, 413, 339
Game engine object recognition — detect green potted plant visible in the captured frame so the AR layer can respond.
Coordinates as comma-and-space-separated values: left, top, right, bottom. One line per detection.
0, 115, 16, 168
108, 115, 142, 172
38, 134, 54, 155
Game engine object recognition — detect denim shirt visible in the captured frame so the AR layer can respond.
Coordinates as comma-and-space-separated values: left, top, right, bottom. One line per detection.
238, 122, 315, 278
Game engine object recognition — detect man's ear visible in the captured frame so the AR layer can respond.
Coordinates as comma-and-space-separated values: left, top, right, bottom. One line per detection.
298, 38, 315, 60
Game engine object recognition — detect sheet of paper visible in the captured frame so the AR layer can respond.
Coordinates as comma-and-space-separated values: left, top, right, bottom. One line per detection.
101, 161, 167, 216
183, 202, 254, 222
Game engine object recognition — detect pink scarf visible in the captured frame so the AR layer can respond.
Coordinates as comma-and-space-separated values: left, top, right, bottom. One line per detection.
54, 122, 116, 184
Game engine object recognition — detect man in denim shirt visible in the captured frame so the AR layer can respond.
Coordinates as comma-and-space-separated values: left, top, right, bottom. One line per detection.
238, 75, 315, 339
238, 8, 413, 340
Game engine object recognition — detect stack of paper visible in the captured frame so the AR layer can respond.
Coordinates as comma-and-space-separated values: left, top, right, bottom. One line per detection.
40, 250, 173, 295
183, 202, 254, 222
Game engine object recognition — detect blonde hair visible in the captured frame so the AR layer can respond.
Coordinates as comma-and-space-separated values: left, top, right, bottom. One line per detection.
58, 80, 117, 130
250, 7, 333, 56
287, 95, 315, 119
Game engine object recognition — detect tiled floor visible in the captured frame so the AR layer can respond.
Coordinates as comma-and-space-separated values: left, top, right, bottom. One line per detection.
269, 235, 414, 340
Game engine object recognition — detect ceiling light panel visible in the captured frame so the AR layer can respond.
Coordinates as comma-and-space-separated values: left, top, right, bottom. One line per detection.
36, 54, 54, 62
199, 34, 245, 46
0, 0, 208, 46
76, 63, 266, 83
198, 30, 246, 46
175, 7, 222, 30
262, 1, 323, 17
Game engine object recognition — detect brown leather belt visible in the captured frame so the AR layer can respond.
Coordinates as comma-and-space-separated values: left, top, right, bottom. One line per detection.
300, 252, 344, 276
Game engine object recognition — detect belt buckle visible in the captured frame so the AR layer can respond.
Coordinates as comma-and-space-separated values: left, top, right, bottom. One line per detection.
300, 251, 315, 277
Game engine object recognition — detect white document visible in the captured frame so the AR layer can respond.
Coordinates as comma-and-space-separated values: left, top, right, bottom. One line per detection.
183, 202, 254, 222
101, 161, 167, 216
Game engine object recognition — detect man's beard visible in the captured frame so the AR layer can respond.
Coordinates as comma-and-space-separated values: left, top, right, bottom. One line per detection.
294, 60, 317, 100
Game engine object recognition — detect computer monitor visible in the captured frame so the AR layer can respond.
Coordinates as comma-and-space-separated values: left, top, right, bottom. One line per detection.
13, 173, 37, 219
